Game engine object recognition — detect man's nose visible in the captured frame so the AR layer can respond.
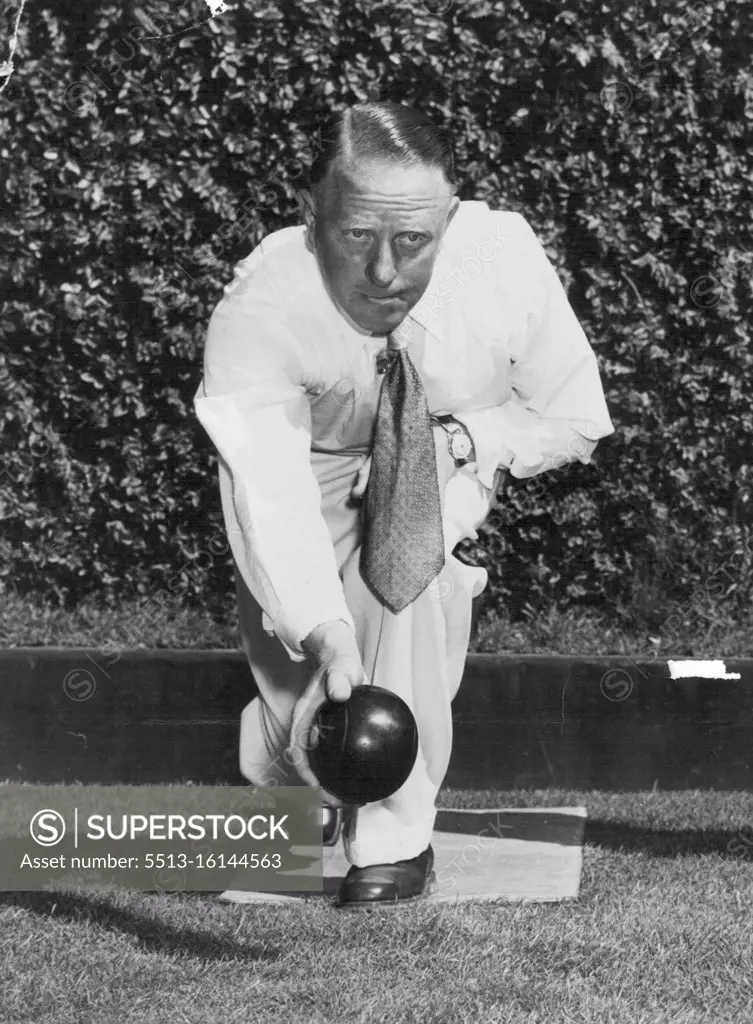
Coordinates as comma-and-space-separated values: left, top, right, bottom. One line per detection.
365, 242, 397, 289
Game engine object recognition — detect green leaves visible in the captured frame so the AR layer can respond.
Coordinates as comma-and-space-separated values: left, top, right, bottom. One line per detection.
0, 0, 751, 617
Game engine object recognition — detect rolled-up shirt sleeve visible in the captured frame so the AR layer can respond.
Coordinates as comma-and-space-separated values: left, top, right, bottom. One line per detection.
459, 213, 614, 486
194, 300, 355, 662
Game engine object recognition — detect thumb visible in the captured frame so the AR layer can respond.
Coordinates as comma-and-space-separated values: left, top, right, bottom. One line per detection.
326, 668, 353, 702
351, 456, 372, 499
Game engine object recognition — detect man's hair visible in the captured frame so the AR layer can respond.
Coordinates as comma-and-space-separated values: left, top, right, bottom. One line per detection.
308, 102, 456, 192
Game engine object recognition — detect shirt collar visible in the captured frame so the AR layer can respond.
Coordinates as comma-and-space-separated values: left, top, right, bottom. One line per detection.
406, 298, 444, 345
405, 200, 492, 343
404, 240, 455, 345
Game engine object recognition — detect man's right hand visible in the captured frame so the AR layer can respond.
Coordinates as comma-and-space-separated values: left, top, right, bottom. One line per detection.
292, 620, 368, 803
301, 619, 367, 702
350, 456, 371, 501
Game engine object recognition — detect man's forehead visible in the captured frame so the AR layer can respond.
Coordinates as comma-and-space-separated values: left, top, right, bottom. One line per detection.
319, 156, 454, 215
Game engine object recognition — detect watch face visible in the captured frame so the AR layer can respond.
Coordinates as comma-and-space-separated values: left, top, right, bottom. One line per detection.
451, 433, 473, 460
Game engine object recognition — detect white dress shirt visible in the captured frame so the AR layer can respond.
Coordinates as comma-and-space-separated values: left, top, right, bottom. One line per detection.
195, 201, 614, 659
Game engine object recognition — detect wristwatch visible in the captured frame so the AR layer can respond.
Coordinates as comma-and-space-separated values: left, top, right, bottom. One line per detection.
431, 414, 476, 467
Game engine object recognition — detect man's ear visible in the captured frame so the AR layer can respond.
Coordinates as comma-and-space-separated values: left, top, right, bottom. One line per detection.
444, 194, 461, 231
298, 189, 316, 253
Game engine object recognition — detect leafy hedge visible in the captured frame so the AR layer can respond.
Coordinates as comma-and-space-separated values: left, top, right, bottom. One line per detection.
1, 0, 751, 631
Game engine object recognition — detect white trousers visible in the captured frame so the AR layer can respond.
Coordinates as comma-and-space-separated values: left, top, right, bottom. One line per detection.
236, 451, 497, 867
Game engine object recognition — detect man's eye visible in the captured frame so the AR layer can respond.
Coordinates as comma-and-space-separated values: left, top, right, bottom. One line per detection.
346, 229, 369, 241
400, 232, 425, 247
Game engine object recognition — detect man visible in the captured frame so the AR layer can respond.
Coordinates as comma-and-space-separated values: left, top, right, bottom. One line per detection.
195, 102, 613, 907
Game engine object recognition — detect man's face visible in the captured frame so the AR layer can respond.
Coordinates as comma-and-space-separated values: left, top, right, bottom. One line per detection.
302, 156, 459, 335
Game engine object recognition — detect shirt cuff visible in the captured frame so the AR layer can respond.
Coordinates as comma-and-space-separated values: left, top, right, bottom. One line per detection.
261, 610, 357, 663
456, 403, 606, 484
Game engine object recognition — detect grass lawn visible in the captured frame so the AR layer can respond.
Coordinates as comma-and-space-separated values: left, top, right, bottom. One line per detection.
1, 789, 752, 1024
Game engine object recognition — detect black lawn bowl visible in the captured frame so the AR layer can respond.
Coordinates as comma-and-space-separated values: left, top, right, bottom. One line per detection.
307, 685, 419, 806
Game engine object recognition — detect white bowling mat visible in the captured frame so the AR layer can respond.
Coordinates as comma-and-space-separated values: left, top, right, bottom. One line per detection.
218, 806, 587, 905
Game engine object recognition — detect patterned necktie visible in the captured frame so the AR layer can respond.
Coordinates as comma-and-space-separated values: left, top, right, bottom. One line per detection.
360, 330, 445, 613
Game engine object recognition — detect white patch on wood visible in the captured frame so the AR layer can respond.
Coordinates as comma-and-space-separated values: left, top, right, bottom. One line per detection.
667, 660, 741, 680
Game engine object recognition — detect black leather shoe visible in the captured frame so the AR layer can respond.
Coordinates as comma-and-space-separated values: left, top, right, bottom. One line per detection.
336, 846, 434, 907
322, 805, 342, 847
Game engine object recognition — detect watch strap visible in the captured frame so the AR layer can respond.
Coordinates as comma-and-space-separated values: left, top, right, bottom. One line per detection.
431, 414, 458, 428
430, 414, 476, 465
